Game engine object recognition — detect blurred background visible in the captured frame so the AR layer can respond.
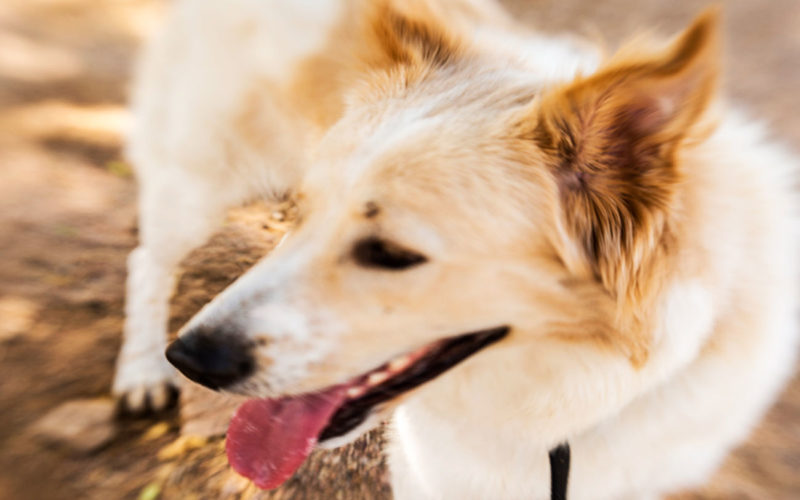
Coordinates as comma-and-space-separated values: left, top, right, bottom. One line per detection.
0, 0, 798, 498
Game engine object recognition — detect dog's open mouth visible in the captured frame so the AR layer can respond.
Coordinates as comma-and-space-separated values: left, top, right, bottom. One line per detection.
225, 326, 508, 489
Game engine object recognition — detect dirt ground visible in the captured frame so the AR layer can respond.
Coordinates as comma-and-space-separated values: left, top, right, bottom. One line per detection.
0, 0, 798, 499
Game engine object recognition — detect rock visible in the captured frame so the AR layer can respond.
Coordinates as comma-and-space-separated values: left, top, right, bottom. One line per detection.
31, 398, 117, 454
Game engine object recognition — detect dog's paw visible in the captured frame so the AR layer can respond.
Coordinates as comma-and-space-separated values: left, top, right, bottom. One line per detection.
117, 382, 179, 415
113, 354, 179, 415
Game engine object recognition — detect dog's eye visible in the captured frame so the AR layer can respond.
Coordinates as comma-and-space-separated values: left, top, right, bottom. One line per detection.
352, 237, 428, 270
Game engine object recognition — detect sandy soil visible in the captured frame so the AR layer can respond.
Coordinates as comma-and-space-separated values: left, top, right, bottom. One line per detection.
0, 0, 797, 499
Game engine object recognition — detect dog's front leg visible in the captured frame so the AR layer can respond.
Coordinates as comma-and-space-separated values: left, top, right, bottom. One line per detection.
113, 177, 234, 414
113, 245, 180, 413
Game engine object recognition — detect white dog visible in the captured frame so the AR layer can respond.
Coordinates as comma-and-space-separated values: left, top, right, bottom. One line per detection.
117, 1, 799, 498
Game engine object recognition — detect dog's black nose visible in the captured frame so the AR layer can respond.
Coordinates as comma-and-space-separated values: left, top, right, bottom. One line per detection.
165, 327, 255, 390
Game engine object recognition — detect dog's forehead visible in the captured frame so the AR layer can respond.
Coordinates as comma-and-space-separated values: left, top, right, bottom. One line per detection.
307, 69, 537, 184
305, 122, 484, 216
308, 103, 518, 194
299, 124, 549, 253
298, 73, 551, 237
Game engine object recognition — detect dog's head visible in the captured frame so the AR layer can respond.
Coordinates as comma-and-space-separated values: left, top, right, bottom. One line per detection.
167, 5, 719, 489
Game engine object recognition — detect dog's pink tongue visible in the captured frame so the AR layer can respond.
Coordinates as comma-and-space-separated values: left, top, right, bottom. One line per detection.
225, 386, 348, 489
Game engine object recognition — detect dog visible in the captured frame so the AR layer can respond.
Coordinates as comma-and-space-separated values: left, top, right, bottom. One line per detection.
116, 0, 799, 498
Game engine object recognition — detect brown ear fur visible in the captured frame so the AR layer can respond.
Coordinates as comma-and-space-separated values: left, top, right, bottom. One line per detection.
533, 10, 720, 361
364, 1, 462, 73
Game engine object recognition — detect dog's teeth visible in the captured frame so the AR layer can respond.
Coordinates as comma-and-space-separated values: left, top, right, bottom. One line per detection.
367, 371, 390, 386
388, 356, 412, 372
347, 386, 366, 398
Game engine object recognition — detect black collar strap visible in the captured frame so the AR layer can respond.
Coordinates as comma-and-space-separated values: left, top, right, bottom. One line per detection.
548, 442, 571, 500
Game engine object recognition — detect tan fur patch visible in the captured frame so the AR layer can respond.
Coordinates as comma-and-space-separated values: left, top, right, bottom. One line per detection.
523, 9, 721, 364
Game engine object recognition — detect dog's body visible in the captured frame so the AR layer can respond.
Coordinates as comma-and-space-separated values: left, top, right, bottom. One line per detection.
118, 1, 799, 498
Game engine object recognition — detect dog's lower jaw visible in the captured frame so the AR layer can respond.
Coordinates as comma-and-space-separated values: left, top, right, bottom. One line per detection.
388, 380, 561, 500
388, 389, 659, 500
379, 311, 689, 499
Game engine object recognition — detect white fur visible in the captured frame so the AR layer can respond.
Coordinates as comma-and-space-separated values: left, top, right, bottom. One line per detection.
121, 1, 799, 499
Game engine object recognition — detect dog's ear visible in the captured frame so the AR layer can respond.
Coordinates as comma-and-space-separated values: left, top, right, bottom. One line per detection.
366, 1, 461, 70
533, 10, 719, 329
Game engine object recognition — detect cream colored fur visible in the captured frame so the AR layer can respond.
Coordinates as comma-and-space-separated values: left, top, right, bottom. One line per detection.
121, 1, 799, 498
